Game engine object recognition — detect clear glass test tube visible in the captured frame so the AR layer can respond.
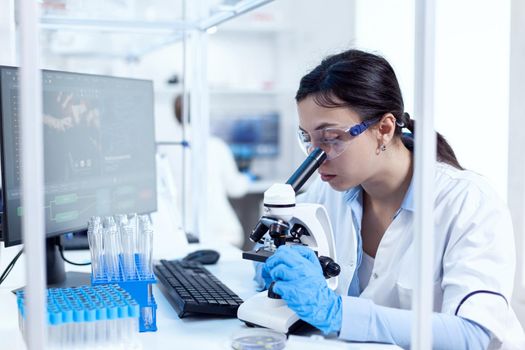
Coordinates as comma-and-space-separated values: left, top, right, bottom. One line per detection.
139, 215, 153, 276
89, 217, 104, 280
122, 225, 135, 279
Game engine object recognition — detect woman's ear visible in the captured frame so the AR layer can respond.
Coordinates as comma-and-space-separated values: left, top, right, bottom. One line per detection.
375, 113, 396, 148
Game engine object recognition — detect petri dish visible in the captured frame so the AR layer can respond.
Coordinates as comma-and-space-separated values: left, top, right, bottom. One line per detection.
231, 328, 287, 350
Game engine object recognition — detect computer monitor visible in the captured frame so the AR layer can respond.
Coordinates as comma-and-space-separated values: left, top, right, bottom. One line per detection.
0, 67, 157, 285
211, 112, 279, 172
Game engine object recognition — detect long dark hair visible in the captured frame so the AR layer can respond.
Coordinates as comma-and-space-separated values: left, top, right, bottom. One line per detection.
295, 49, 463, 169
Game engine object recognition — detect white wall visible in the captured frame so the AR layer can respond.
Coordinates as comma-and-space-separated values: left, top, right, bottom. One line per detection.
355, 0, 415, 117
355, 0, 511, 201
270, 0, 356, 176
434, 1, 510, 199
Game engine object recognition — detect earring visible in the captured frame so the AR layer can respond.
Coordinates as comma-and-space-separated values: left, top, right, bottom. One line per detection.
381, 144, 386, 152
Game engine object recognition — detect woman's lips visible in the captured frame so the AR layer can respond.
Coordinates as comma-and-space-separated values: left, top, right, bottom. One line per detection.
320, 173, 336, 182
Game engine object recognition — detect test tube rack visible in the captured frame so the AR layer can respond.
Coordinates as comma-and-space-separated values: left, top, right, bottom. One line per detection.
91, 253, 158, 332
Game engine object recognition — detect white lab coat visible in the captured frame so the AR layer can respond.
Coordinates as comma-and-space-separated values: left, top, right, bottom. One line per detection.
298, 162, 525, 349
162, 134, 249, 248
154, 136, 250, 250
205, 136, 250, 247
164, 132, 250, 247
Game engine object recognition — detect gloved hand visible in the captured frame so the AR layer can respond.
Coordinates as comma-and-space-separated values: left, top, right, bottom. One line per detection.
262, 245, 342, 334
253, 261, 272, 291
261, 262, 273, 289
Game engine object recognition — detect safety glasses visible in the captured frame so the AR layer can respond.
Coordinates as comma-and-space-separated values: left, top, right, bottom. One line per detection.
297, 118, 380, 160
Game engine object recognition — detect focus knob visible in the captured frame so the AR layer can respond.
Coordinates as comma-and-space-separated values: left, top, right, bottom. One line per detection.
267, 282, 281, 299
318, 256, 341, 278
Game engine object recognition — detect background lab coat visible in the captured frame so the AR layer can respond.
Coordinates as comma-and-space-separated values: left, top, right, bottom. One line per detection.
205, 136, 249, 247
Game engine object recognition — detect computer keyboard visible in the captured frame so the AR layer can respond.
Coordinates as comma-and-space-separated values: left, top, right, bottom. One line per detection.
154, 259, 243, 318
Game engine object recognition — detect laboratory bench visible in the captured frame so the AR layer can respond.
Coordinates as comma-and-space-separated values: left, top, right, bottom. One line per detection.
0, 241, 400, 349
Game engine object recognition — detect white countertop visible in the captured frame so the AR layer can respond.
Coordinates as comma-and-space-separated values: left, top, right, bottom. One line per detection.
0, 241, 400, 349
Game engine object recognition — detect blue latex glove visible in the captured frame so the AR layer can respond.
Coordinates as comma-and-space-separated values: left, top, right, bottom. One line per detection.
263, 245, 342, 334
253, 261, 272, 291
261, 262, 272, 289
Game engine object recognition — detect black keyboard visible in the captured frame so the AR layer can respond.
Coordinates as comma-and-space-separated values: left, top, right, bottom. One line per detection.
154, 259, 243, 318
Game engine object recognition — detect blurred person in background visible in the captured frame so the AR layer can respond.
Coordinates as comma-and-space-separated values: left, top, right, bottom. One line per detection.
173, 94, 250, 248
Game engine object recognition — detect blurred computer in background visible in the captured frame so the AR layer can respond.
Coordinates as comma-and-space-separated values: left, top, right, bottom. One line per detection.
211, 112, 279, 176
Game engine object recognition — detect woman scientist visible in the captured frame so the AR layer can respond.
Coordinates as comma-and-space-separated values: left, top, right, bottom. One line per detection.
255, 49, 525, 349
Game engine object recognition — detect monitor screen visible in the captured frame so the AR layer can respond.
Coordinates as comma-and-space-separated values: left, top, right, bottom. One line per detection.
211, 112, 279, 161
0, 67, 157, 247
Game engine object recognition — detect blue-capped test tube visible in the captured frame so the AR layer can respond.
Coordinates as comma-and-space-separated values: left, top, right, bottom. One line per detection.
17, 285, 141, 349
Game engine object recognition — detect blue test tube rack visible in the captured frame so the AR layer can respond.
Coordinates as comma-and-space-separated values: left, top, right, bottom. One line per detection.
91, 253, 158, 332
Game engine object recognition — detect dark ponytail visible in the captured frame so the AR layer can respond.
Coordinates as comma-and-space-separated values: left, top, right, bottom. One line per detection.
400, 112, 462, 169
295, 49, 463, 170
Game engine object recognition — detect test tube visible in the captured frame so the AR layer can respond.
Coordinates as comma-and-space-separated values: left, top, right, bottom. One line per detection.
47, 304, 62, 350
128, 213, 139, 250
85, 306, 96, 348
107, 301, 119, 349
116, 213, 130, 280
72, 305, 85, 349
103, 217, 121, 281
120, 224, 135, 280
16, 291, 25, 334
88, 217, 104, 281
61, 304, 73, 349
95, 301, 107, 347
138, 215, 154, 277
128, 213, 140, 276
114, 214, 128, 226
95, 218, 105, 281
102, 225, 113, 282
87, 218, 96, 277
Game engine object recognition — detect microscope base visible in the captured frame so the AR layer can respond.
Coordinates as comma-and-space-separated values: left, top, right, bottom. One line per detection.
237, 291, 300, 334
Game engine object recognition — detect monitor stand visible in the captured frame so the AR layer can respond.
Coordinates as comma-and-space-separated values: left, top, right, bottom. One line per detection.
46, 236, 91, 288
11, 236, 91, 294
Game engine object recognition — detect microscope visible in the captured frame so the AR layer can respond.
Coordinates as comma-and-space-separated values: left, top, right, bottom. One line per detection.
237, 148, 341, 333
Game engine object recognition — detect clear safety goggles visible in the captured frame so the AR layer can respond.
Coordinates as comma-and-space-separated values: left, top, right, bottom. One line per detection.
297, 118, 380, 160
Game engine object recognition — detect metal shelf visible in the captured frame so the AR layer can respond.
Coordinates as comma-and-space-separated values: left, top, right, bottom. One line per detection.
197, 0, 273, 31
38, 0, 275, 61
40, 17, 197, 33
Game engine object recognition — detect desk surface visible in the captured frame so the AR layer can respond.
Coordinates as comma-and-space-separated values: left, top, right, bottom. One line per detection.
0, 242, 400, 349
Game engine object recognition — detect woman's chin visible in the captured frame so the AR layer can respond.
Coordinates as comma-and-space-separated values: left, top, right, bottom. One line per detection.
325, 175, 359, 192
327, 179, 350, 192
